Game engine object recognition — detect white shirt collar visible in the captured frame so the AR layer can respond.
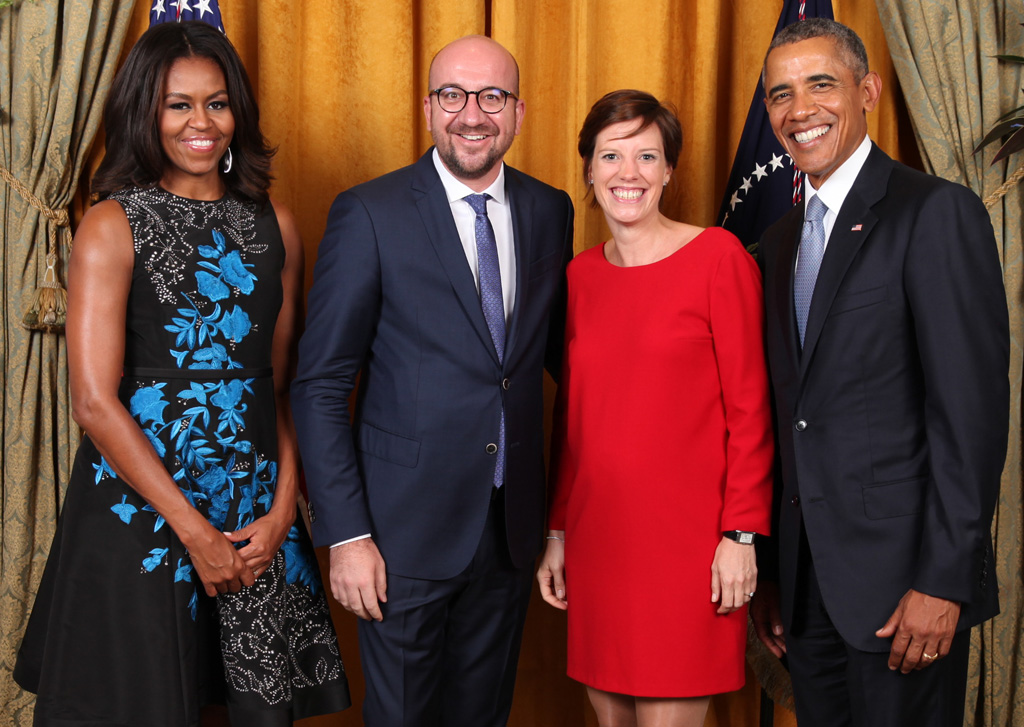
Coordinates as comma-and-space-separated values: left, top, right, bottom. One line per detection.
432, 148, 507, 205
804, 134, 872, 217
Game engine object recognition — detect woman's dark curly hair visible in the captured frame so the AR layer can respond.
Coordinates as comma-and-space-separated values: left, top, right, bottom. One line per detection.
92, 21, 274, 205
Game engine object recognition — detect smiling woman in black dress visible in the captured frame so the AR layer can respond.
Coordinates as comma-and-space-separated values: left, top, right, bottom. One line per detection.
15, 22, 350, 727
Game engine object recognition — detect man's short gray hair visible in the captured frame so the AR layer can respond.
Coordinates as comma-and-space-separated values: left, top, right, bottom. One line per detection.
761, 18, 869, 89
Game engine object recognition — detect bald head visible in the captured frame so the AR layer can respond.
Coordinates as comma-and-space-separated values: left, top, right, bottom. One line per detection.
428, 35, 520, 96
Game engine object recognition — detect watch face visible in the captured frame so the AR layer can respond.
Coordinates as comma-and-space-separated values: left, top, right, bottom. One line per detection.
738, 532, 755, 544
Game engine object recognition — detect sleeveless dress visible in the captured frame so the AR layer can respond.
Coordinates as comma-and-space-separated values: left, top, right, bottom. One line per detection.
547, 229, 774, 697
15, 186, 351, 725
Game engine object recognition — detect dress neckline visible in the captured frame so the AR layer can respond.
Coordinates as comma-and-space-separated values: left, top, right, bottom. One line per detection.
599, 227, 712, 269
154, 185, 229, 204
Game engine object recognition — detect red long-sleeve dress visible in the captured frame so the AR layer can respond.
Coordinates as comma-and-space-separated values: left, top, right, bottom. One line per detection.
548, 228, 774, 697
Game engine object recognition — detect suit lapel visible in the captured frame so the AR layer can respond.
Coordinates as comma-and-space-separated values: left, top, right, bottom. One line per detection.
799, 146, 890, 377
411, 152, 500, 364
503, 168, 532, 365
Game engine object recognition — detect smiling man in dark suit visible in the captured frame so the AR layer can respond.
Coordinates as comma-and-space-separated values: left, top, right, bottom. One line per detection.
751, 18, 1009, 727
291, 35, 573, 727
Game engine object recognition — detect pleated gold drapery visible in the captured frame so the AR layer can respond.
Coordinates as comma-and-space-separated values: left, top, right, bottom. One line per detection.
492, 0, 916, 255
0, 3, 135, 725
8, 1, 925, 726
204, 3, 907, 725
875, 4, 1024, 727
129, 0, 913, 266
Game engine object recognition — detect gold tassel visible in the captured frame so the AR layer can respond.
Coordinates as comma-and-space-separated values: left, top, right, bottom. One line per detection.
1, 163, 72, 333
22, 250, 68, 331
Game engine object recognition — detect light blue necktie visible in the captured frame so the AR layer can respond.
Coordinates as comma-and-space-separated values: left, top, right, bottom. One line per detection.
465, 194, 506, 487
794, 195, 828, 347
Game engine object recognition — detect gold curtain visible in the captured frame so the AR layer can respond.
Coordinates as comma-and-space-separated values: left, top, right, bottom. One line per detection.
63, 1, 911, 726
874, 4, 1024, 727
0, 2, 135, 726
494, 0, 915, 255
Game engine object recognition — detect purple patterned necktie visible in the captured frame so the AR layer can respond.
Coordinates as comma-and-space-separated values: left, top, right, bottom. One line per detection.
465, 193, 506, 487
794, 195, 828, 347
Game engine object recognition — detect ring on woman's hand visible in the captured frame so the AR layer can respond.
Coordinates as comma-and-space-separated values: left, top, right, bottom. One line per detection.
922, 652, 938, 660
747, 592, 756, 598
252, 568, 259, 577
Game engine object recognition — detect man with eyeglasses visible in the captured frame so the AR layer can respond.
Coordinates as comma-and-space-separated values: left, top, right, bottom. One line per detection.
292, 34, 574, 726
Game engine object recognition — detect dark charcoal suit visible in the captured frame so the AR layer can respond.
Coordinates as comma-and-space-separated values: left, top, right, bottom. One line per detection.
292, 149, 573, 725
758, 144, 1008, 726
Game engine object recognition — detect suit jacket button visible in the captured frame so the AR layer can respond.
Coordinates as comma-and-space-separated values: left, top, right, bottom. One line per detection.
307, 501, 317, 523
485, 443, 498, 454
502, 378, 510, 390
791, 495, 800, 507
795, 419, 808, 431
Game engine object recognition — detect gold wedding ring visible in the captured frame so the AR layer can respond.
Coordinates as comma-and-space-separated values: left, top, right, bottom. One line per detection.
922, 652, 938, 660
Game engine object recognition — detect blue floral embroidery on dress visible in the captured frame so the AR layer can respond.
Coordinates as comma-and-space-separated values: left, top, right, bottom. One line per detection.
282, 525, 321, 595
174, 558, 194, 583
143, 547, 169, 572
111, 495, 138, 524
195, 230, 258, 302
97, 227, 288, 619
131, 384, 169, 424
93, 458, 118, 484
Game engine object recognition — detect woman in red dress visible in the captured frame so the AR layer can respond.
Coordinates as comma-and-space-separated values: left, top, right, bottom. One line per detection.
537, 90, 774, 727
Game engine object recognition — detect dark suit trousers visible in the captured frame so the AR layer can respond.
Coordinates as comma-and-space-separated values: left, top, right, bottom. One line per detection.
357, 487, 533, 727
787, 531, 970, 727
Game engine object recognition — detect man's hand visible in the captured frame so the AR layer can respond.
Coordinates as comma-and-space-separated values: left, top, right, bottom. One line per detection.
751, 581, 786, 657
875, 589, 960, 673
329, 538, 388, 621
711, 537, 758, 614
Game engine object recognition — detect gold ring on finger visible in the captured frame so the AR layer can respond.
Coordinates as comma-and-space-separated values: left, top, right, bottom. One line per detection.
922, 652, 938, 660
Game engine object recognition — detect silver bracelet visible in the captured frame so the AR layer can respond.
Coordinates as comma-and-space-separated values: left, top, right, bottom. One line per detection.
545, 535, 564, 542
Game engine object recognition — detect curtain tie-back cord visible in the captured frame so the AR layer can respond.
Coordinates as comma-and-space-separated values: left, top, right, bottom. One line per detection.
0, 163, 70, 332
983, 161, 1024, 210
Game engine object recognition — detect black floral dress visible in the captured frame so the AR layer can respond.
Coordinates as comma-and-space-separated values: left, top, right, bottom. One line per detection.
15, 186, 350, 726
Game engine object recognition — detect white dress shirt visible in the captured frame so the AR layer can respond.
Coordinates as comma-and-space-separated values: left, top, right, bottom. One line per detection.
803, 134, 873, 249
432, 148, 517, 323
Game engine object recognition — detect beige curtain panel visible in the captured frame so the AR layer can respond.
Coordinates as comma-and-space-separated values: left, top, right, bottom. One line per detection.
0, 2, 134, 725
876, 3, 1024, 727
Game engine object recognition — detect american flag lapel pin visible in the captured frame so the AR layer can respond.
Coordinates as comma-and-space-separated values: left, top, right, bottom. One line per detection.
851, 224, 863, 231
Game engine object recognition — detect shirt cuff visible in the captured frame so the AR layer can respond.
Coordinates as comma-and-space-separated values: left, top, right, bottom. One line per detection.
330, 533, 372, 549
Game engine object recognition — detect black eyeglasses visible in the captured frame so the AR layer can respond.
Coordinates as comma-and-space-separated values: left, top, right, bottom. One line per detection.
431, 86, 517, 114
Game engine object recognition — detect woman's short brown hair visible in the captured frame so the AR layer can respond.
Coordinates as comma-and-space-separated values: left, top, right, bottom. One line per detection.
578, 90, 682, 205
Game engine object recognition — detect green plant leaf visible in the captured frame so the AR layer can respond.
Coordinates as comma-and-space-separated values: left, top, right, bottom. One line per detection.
974, 118, 1024, 153
996, 103, 1024, 122
994, 54, 1024, 63
993, 126, 1024, 163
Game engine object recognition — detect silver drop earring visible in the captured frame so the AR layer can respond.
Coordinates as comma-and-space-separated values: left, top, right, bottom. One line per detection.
222, 148, 233, 174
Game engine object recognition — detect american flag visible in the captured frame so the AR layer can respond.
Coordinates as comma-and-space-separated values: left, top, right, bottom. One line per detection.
717, 0, 834, 251
150, 0, 225, 32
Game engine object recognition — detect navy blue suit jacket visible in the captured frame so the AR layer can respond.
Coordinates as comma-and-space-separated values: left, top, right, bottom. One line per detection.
758, 145, 1008, 651
292, 150, 574, 580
